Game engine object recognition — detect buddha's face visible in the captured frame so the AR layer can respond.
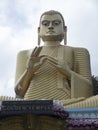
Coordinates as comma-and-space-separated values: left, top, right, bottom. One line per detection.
39, 14, 65, 41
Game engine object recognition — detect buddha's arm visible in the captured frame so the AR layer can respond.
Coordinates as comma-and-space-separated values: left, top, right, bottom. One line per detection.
15, 68, 34, 97
15, 55, 47, 97
15, 47, 43, 98
71, 48, 93, 98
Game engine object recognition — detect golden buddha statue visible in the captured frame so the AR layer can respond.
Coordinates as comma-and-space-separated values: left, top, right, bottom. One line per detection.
1, 10, 98, 108
13, 10, 97, 108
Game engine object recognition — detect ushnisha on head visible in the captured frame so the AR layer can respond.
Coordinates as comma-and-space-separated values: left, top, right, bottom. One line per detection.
38, 10, 67, 46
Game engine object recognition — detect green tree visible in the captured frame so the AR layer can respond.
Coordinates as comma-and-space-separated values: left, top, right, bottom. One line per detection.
92, 75, 98, 95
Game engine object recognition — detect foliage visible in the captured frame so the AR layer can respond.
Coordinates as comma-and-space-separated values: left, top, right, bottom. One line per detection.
92, 75, 98, 95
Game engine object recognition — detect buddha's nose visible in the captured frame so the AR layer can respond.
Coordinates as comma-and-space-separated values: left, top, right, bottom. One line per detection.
48, 22, 54, 30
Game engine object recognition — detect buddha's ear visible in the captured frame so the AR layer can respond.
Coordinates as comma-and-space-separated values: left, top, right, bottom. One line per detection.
64, 26, 67, 32
64, 26, 67, 45
38, 27, 40, 34
38, 27, 41, 46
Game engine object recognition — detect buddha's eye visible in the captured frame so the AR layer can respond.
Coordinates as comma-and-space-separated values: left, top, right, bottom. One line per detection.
42, 21, 49, 26
53, 20, 61, 26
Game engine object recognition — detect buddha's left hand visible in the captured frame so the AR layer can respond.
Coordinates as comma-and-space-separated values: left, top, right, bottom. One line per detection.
41, 55, 71, 78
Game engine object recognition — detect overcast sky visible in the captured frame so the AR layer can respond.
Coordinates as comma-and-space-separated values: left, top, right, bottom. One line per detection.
0, 0, 98, 97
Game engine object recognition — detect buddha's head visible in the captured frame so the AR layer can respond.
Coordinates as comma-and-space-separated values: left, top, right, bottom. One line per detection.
38, 10, 67, 45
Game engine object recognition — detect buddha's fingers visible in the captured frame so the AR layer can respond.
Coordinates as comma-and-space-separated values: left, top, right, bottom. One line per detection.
47, 57, 58, 65
34, 47, 42, 56
48, 56, 58, 63
47, 60, 58, 68
31, 47, 42, 57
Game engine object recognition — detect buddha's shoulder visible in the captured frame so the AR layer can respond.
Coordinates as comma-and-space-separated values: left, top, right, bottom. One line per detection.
63, 45, 89, 54
17, 49, 33, 58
